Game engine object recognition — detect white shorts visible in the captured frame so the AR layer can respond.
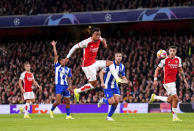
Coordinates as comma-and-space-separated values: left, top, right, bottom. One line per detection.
82, 60, 106, 81
163, 82, 177, 96
23, 91, 35, 100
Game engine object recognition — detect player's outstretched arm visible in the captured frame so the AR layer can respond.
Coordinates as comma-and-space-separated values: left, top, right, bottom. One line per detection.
153, 66, 161, 88
50, 41, 58, 64
32, 79, 42, 92
99, 69, 105, 88
178, 67, 189, 89
18, 79, 25, 93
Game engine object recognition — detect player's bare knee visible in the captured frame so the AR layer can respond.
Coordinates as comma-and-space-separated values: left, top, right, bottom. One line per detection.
90, 81, 97, 87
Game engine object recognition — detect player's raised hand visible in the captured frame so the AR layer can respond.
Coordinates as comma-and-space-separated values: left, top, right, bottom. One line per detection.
51, 40, 57, 46
101, 83, 105, 88
153, 80, 158, 89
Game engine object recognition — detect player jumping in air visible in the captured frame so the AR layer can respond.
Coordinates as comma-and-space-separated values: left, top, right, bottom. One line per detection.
64, 28, 128, 102
97, 52, 129, 121
19, 62, 42, 118
150, 46, 189, 121
50, 41, 74, 119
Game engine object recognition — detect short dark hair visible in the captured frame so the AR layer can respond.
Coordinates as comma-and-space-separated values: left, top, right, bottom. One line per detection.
59, 56, 65, 61
91, 27, 100, 34
115, 52, 122, 55
24, 62, 30, 66
168, 46, 177, 50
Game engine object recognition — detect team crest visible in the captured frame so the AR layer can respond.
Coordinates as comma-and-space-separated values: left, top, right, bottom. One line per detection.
175, 60, 178, 63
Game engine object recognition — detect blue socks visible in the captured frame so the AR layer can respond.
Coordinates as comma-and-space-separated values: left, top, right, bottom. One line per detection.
108, 105, 116, 117
103, 98, 109, 104
51, 105, 56, 111
66, 108, 70, 116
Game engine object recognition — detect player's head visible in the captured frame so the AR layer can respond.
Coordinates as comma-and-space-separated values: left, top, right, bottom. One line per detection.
168, 46, 177, 58
115, 52, 122, 63
24, 62, 30, 72
59, 56, 66, 66
91, 27, 101, 41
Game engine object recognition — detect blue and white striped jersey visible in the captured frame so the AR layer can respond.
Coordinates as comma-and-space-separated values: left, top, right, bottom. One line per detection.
104, 61, 125, 89
55, 62, 72, 86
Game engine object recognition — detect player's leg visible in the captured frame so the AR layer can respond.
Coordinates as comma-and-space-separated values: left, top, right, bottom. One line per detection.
150, 84, 172, 103
172, 94, 180, 121
106, 60, 127, 84
50, 85, 62, 118
63, 87, 74, 120
74, 65, 97, 102
22, 92, 35, 118
23, 99, 31, 118
98, 89, 113, 107
107, 88, 120, 121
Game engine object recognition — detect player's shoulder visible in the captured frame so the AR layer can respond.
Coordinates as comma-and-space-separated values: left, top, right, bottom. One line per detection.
21, 71, 26, 75
175, 56, 181, 60
82, 37, 92, 43
120, 63, 125, 69
65, 66, 71, 70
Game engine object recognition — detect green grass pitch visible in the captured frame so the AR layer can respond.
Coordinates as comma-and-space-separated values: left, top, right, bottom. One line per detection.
0, 113, 194, 131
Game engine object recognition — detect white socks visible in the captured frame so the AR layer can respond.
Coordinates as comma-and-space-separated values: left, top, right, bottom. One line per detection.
109, 64, 119, 80
172, 108, 177, 119
24, 103, 30, 115
77, 83, 94, 93
155, 96, 168, 102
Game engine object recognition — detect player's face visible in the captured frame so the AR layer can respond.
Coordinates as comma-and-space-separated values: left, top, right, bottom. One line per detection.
115, 53, 122, 63
169, 48, 176, 58
92, 31, 101, 41
24, 64, 31, 72
60, 59, 66, 66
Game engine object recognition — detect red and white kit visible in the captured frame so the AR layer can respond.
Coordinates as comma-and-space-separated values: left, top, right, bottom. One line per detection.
77, 37, 106, 81
19, 71, 35, 100
158, 56, 182, 95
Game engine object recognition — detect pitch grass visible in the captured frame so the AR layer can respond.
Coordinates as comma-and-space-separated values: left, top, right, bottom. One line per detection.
0, 113, 194, 131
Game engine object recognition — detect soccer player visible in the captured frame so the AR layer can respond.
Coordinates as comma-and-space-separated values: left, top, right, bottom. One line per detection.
97, 53, 129, 121
50, 41, 74, 120
64, 28, 128, 102
19, 62, 42, 118
150, 46, 189, 121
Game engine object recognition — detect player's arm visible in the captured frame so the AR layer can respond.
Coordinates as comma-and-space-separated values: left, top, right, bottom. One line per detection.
18, 79, 25, 93
32, 79, 42, 91
65, 39, 88, 64
67, 68, 72, 91
153, 66, 161, 88
100, 37, 107, 48
121, 66, 129, 84
50, 41, 58, 63
99, 69, 106, 88
178, 67, 189, 89
67, 77, 72, 91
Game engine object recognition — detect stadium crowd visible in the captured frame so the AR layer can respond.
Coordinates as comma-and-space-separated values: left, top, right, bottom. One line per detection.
0, 29, 193, 104
0, 0, 193, 16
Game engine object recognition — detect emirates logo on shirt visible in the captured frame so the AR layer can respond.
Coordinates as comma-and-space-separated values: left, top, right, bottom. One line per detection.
168, 64, 178, 68
90, 47, 98, 52
27, 76, 33, 81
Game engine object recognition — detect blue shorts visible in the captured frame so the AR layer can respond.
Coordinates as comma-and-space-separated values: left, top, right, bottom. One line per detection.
104, 87, 120, 99
55, 85, 70, 97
